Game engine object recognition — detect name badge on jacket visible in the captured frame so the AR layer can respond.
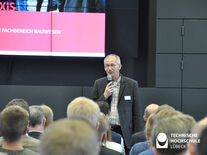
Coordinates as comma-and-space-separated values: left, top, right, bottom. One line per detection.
124, 96, 131, 100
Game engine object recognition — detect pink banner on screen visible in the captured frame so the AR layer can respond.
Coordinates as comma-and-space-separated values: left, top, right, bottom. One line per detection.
0, 11, 105, 57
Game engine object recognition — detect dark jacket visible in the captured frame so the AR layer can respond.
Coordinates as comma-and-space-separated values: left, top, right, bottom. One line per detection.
92, 76, 143, 148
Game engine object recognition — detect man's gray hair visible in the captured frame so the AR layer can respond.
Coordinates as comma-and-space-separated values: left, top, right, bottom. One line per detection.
104, 54, 121, 65
29, 105, 45, 127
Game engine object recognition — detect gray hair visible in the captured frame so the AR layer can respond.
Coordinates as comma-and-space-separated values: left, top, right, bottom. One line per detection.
104, 54, 121, 65
29, 105, 45, 127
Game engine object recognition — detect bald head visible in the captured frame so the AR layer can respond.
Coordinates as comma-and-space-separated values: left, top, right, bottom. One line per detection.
144, 104, 159, 121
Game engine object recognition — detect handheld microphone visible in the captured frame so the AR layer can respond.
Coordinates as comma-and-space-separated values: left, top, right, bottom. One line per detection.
107, 74, 112, 81
107, 74, 114, 98
107, 74, 114, 88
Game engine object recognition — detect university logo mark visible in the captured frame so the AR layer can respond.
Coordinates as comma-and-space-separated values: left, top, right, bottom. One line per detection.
156, 133, 168, 149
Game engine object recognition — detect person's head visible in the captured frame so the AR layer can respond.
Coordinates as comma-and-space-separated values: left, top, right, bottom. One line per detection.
143, 104, 159, 122
96, 101, 110, 116
187, 117, 207, 155
0, 105, 29, 142
6, 98, 30, 116
145, 109, 181, 139
41, 105, 54, 128
156, 104, 175, 113
155, 104, 175, 114
104, 54, 122, 80
67, 97, 100, 128
151, 117, 189, 155
97, 112, 109, 143
197, 126, 207, 155
29, 105, 45, 128
173, 114, 196, 132
39, 118, 99, 155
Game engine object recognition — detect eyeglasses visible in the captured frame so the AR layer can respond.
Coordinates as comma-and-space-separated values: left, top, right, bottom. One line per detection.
105, 63, 118, 68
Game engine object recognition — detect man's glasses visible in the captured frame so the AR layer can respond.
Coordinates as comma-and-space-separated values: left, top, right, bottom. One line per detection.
105, 63, 117, 68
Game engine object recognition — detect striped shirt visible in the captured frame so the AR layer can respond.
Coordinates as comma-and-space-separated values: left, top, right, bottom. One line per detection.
110, 76, 121, 125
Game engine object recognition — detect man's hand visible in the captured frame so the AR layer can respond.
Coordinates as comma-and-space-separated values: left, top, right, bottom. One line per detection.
104, 82, 114, 99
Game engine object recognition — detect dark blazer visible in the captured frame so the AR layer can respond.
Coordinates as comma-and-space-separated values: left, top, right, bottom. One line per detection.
28, 131, 42, 140
111, 131, 122, 144
131, 131, 146, 147
92, 76, 143, 148
99, 146, 123, 155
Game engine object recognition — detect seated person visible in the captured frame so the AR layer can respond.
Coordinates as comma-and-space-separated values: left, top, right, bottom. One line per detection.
39, 118, 99, 155
96, 101, 124, 146
28, 105, 46, 139
97, 113, 123, 155
0, 105, 38, 155
131, 104, 159, 147
0, 98, 40, 152
41, 105, 54, 128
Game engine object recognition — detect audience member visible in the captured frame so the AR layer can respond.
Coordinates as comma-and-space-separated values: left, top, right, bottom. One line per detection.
97, 113, 123, 155
28, 106, 46, 139
67, 97, 122, 155
67, 97, 100, 128
96, 101, 124, 146
0, 98, 40, 152
0, 105, 38, 155
155, 104, 175, 114
130, 107, 181, 155
39, 118, 99, 155
151, 116, 191, 155
131, 104, 159, 147
187, 117, 207, 155
98, 113, 124, 154
41, 105, 54, 128
197, 126, 207, 155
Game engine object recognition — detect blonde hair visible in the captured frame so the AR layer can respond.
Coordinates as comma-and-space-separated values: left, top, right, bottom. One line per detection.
41, 105, 54, 127
67, 97, 100, 127
97, 113, 109, 143
145, 109, 181, 138
40, 118, 99, 155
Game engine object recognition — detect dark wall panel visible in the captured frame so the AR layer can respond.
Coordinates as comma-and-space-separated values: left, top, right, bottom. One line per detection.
183, 20, 207, 53
156, 54, 182, 87
156, 20, 182, 53
83, 86, 93, 98
3, 57, 105, 86
183, 54, 207, 88
0, 85, 82, 119
106, 0, 138, 9
0, 57, 11, 84
157, 0, 207, 18
183, 89, 207, 121
6, 86, 207, 124
139, 88, 181, 111
106, 9, 138, 58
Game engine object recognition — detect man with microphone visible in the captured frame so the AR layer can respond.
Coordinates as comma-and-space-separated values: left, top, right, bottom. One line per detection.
91, 54, 143, 153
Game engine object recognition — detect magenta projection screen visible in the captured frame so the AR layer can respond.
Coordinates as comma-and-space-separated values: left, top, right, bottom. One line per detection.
0, 2, 105, 57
